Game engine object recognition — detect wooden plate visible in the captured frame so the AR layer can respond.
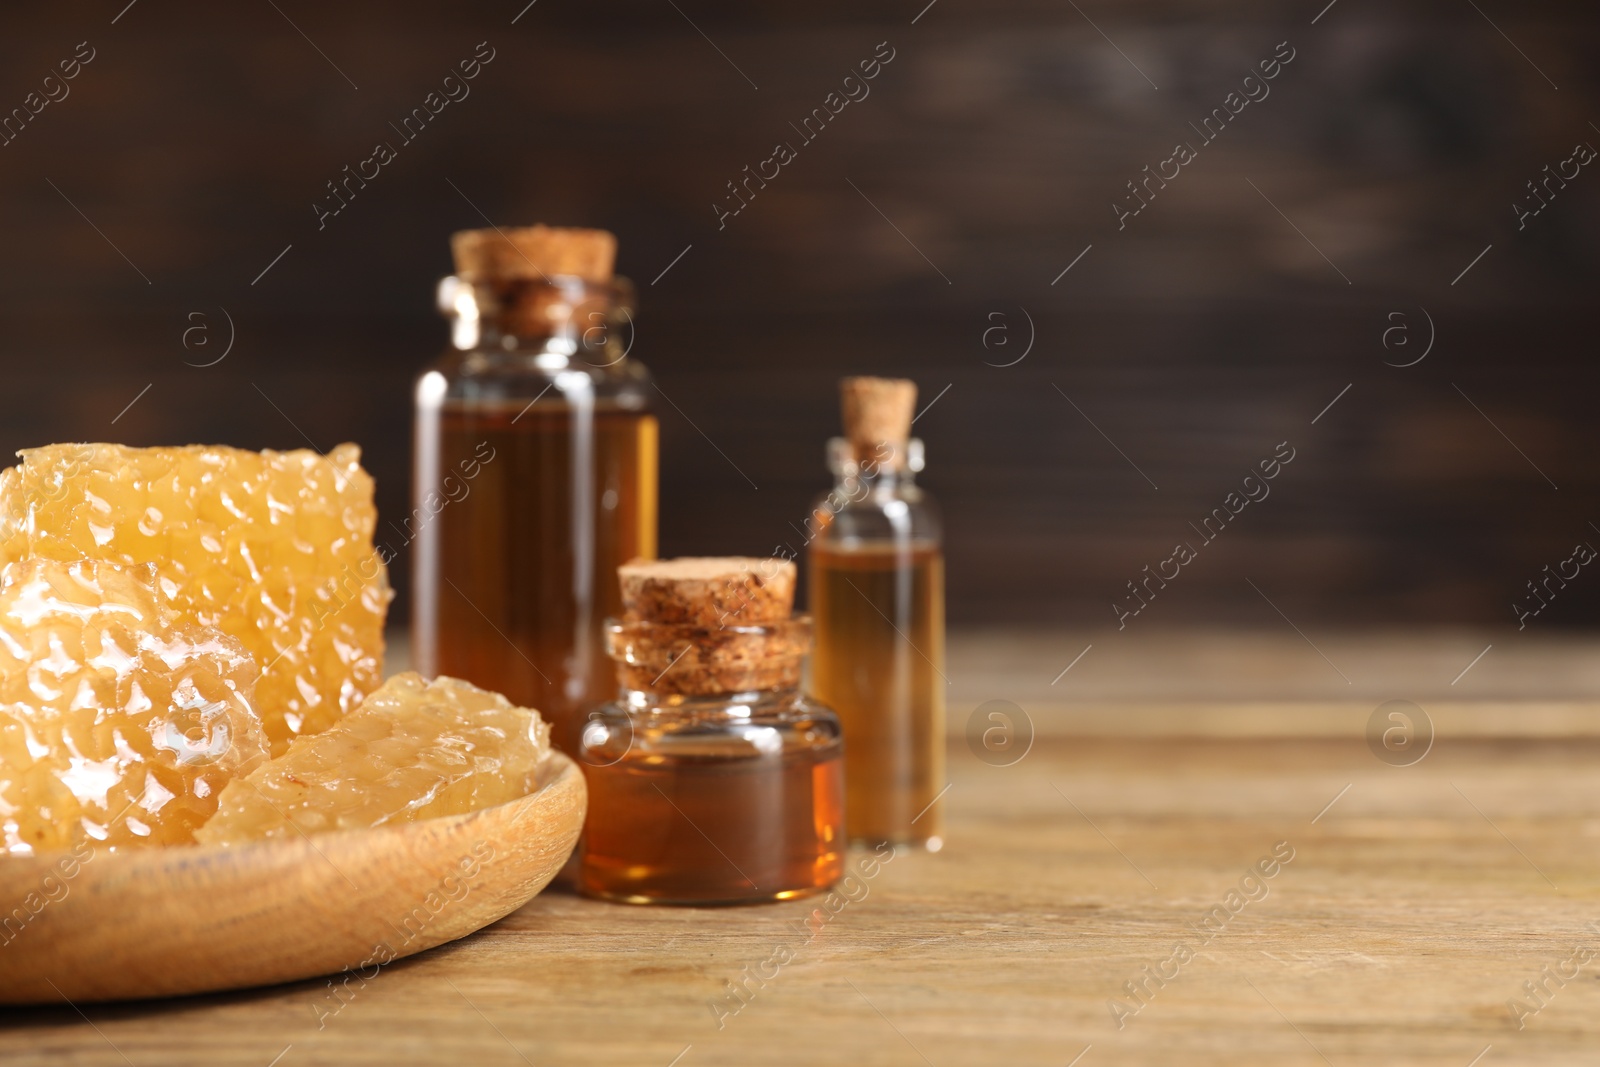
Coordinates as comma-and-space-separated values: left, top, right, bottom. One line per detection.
0, 751, 586, 1005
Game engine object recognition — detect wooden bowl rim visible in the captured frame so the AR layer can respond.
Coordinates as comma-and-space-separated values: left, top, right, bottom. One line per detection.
0, 750, 582, 872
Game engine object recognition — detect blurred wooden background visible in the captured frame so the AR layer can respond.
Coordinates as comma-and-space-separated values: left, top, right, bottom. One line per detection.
0, 0, 1596, 626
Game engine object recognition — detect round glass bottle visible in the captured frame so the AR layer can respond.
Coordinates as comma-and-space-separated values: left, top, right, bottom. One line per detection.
413, 227, 658, 756
578, 615, 845, 905
808, 416, 946, 849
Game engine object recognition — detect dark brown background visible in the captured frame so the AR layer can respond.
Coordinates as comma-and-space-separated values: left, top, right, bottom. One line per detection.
1, 0, 1596, 627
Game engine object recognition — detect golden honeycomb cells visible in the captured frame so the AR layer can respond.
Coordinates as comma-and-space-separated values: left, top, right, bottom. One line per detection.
0, 443, 393, 755
197, 673, 550, 845
0, 559, 269, 853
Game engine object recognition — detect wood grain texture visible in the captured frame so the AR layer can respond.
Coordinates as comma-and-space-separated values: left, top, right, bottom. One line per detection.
3, 733, 1596, 1065
0, 753, 585, 1006
942, 627, 1600, 736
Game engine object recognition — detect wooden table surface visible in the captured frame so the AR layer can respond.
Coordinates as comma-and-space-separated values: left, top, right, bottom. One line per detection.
5, 630, 1600, 1065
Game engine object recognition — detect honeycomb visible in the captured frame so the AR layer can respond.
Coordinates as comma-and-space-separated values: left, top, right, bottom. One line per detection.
0, 443, 392, 755
196, 672, 550, 845
0, 559, 268, 853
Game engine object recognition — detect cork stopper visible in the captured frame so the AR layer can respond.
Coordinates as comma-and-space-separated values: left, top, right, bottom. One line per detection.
619, 557, 795, 628
450, 225, 616, 283
607, 618, 810, 696
841, 377, 916, 467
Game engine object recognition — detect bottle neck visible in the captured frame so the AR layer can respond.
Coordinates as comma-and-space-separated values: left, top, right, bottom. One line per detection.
618, 686, 800, 714
827, 437, 924, 496
438, 274, 634, 360
833, 467, 917, 498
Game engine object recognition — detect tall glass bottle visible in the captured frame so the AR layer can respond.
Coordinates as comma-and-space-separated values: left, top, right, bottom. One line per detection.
808, 377, 946, 849
412, 226, 657, 755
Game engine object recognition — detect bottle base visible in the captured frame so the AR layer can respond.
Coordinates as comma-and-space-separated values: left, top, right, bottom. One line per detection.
849, 835, 942, 853
578, 881, 836, 907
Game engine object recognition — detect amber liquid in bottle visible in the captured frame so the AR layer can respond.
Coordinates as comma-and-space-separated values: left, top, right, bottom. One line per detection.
416, 401, 657, 754
582, 735, 844, 905
809, 540, 946, 846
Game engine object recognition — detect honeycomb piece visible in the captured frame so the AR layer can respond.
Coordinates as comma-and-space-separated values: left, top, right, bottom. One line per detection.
196, 673, 550, 845
0, 443, 392, 755
0, 559, 268, 853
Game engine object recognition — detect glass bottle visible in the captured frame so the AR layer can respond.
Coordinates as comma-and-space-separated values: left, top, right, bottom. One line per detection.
412, 227, 657, 755
808, 385, 946, 850
578, 615, 845, 905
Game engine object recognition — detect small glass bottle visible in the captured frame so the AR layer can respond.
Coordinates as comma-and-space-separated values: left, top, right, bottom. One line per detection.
412, 226, 657, 756
808, 378, 946, 849
578, 558, 845, 905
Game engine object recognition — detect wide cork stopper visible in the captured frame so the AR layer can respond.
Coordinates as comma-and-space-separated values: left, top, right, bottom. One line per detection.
450, 225, 616, 283
613, 557, 805, 695
841, 376, 916, 468
619, 557, 795, 628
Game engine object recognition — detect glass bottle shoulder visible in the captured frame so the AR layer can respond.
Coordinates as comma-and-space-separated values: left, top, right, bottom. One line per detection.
420, 345, 652, 408
809, 479, 942, 549
579, 689, 843, 765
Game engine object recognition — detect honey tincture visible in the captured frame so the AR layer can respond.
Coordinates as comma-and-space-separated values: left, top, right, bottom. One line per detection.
808, 377, 947, 850
412, 225, 658, 756
578, 557, 845, 905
